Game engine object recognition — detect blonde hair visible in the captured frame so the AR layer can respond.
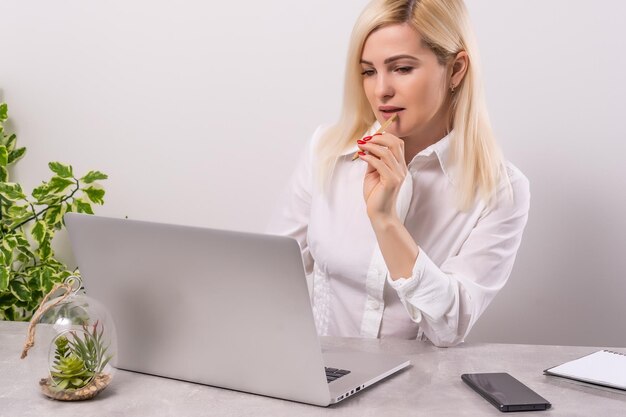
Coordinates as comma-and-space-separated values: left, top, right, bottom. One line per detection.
315, 0, 507, 209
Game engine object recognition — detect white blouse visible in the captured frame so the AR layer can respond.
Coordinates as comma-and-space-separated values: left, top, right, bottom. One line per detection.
266, 122, 530, 347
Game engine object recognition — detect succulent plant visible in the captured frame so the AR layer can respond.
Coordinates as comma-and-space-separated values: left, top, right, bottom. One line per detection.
49, 321, 113, 391
50, 352, 94, 390
53, 335, 70, 360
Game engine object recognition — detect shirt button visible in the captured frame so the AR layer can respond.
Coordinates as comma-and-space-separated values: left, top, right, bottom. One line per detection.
367, 299, 380, 310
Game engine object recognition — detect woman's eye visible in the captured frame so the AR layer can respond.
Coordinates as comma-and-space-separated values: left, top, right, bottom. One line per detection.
396, 66, 413, 74
361, 69, 375, 77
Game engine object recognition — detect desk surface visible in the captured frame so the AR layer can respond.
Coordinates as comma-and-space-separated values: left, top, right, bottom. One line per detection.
1, 321, 625, 416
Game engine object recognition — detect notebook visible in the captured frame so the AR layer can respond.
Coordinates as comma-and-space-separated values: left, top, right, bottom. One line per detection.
64, 213, 411, 406
544, 350, 626, 391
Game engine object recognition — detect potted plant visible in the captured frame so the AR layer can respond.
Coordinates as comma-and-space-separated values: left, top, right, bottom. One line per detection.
0, 101, 108, 321
42, 320, 114, 400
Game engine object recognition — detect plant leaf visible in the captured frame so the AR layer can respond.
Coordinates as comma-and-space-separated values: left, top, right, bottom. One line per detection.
48, 176, 75, 194
0, 182, 26, 201
0, 266, 9, 292
31, 220, 48, 245
2, 240, 15, 266
82, 187, 105, 205
30, 267, 50, 292
0, 145, 7, 167
8, 204, 28, 218
2, 235, 17, 250
10, 280, 31, 302
1, 306, 16, 321
44, 204, 67, 229
73, 198, 94, 214
38, 238, 53, 261
38, 273, 54, 293
0, 103, 7, 122
80, 170, 108, 184
71, 378, 84, 386
8, 147, 26, 165
32, 183, 49, 201
0, 292, 15, 304
14, 233, 30, 248
48, 162, 73, 179
99, 354, 113, 372
5, 134, 17, 152
7, 208, 32, 230
0, 246, 11, 266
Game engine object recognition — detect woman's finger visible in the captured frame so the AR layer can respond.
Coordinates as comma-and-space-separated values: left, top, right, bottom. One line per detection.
364, 133, 406, 168
358, 142, 404, 174
358, 152, 404, 187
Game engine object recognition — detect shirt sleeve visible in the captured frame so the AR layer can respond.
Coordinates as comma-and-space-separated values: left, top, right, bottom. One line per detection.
387, 167, 531, 347
264, 125, 327, 275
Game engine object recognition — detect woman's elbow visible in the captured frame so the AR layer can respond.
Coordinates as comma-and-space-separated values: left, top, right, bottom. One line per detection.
424, 310, 473, 347
428, 332, 466, 347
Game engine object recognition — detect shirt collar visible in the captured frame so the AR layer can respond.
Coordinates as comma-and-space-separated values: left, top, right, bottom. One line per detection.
341, 121, 454, 180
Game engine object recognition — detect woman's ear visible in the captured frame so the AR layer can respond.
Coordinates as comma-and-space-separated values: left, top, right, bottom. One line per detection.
450, 51, 469, 89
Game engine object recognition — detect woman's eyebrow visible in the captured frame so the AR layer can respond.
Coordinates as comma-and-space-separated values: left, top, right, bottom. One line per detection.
360, 54, 420, 65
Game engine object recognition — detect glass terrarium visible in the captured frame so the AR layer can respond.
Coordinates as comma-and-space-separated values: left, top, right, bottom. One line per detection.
21, 276, 117, 401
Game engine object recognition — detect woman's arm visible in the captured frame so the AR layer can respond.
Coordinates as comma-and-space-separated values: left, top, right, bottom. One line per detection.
358, 135, 530, 347
378, 170, 530, 347
357, 131, 419, 279
370, 216, 419, 280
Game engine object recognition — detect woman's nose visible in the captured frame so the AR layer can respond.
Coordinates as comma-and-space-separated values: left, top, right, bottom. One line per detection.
374, 73, 394, 99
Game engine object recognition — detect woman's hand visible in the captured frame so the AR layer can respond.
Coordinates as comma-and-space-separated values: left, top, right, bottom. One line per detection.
357, 132, 408, 224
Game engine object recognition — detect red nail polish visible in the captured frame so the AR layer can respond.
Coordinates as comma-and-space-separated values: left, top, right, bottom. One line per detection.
358, 151, 366, 156
357, 139, 367, 145
362, 136, 373, 141
373, 133, 383, 137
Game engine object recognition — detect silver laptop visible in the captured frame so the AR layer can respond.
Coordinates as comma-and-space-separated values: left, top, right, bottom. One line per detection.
64, 213, 410, 406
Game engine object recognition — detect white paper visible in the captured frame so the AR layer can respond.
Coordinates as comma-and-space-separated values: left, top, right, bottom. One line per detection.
546, 350, 626, 390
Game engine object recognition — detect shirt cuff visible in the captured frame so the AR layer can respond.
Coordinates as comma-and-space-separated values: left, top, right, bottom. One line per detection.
386, 247, 455, 323
386, 246, 427, 291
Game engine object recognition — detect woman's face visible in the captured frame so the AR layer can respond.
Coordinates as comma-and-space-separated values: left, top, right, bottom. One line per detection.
360, 23, 451, 142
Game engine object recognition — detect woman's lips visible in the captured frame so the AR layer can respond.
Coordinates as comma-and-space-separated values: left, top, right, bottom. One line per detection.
381, 109, 403, 119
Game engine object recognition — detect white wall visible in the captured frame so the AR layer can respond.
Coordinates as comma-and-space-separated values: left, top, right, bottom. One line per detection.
2, 0, 625, 346
464, 0, 626, 346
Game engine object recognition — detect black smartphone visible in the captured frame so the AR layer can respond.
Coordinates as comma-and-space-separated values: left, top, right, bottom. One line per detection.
461, 372, 551, 412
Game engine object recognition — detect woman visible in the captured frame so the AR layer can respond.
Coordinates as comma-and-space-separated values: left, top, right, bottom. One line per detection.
267, 0, 530, 347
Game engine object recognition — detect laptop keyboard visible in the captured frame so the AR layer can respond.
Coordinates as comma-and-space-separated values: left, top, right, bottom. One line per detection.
325, 367, 351, 383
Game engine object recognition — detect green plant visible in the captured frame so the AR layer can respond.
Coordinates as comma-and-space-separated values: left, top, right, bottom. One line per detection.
51, 337, 93, 390
50, 321, 113, 391
0, 102, 107, 321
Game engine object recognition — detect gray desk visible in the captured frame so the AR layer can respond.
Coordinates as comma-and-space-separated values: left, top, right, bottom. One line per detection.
1, 321, 624, 416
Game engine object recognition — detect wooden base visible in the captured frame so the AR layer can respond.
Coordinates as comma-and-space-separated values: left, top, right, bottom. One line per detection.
39, 373, 111, 401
